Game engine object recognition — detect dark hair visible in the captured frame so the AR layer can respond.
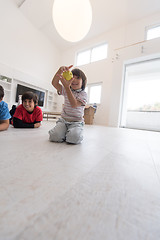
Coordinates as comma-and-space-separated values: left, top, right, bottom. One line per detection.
22, 91, 38, 105
0, 85, 4, 100
71, 68, 87, 90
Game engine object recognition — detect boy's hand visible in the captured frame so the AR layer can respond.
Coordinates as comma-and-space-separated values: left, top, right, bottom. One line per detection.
57, 65, 74, 89
57, 65, 73, 75
53, 65, 73, 93
34, 122, 41, 128
58, 74, 74, 89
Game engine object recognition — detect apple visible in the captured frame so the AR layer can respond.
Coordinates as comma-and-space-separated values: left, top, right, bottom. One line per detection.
62, 71, 73, 81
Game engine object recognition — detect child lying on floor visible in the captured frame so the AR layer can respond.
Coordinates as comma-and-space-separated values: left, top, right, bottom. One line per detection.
0, 85, 11, 131
13, 91, 43, 128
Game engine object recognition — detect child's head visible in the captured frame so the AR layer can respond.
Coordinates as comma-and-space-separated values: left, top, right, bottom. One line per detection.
22, 91, 38, 112
0, 85, 4, 101
71, 68, 87, 91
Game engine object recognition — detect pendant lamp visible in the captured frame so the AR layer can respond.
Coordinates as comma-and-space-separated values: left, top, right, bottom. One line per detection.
52, 0, 92, 42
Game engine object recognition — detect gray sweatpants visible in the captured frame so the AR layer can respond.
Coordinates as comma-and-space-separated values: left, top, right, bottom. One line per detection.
48, 118, 84, 144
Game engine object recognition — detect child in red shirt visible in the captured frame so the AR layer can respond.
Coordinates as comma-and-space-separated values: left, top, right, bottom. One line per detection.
13, 91, 43, 128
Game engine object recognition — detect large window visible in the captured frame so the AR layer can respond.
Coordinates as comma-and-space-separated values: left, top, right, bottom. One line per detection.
76, 43, 108, 66
85, 83, 102, 104
146, 24, 160, 40
120, 58, 160, 131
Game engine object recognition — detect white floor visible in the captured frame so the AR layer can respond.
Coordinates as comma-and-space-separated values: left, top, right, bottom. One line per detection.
0, 121, 160, 240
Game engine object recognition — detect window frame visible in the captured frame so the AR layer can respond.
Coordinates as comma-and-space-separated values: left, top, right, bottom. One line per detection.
145, 23, 160, 41
75, 42, 108, 67
85, 82, 102, 105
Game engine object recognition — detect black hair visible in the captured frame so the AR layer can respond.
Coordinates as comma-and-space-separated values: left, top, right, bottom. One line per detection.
71, 68, 87, 90
22, 91, 38, 106
0, 85, 4, 100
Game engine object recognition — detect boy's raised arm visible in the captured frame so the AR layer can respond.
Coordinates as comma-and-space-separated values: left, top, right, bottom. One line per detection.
52, 65, 73, 94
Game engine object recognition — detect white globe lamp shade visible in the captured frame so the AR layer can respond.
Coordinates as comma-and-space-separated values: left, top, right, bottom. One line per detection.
52, 0, 92, 42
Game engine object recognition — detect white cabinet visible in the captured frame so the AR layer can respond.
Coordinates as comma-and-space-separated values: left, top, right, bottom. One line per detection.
0, 75, 12, 106
47, 91, 57, 111
0, 73, 60, 112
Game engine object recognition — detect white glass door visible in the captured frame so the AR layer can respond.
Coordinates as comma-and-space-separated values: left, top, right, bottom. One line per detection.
120, 58, 160, 131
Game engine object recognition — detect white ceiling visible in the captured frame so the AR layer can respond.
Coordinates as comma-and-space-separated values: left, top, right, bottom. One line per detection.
12, 0, 160, 51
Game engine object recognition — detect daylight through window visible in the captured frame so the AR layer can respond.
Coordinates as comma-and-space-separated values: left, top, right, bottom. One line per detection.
76, 43, 108, 66
86, 83, 102, 104
146, 25, 160, 40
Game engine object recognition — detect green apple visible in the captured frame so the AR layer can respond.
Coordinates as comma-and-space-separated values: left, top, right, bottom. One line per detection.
62, 71, 73, 81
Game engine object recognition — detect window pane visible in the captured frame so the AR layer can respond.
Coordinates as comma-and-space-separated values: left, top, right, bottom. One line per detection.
127, 79, 160, 111
91, 43, 108, 62
76, 50, 90, 66
147, 25, 160, 40
89, 85, 101, 104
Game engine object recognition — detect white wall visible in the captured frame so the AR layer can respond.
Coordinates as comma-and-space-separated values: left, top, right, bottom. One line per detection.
61, 12, 160, 126
1, 0, 160, 124
0, 0, 60, 91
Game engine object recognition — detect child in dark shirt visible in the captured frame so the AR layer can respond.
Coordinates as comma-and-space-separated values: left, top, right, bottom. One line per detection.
13, 91, 43, 128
